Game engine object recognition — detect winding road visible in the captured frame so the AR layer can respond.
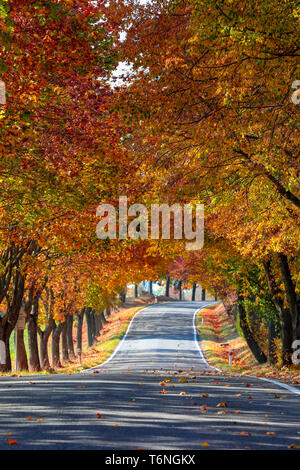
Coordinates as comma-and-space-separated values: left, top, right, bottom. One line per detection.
0, 301, 300, 450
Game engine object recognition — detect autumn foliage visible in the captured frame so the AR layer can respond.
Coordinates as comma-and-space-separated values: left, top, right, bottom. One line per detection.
0, 0, 299, 371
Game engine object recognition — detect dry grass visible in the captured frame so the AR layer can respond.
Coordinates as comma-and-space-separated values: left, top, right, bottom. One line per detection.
197, 303, 300, 385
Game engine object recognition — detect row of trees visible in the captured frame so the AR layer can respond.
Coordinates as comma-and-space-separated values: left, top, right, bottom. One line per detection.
108, 0, 299, 366
0, 0, 298, 371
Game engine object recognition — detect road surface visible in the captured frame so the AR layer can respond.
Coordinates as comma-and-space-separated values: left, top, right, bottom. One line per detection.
0, 301, 300, 450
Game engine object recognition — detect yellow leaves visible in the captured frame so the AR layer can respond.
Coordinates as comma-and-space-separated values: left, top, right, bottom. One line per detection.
179, 377, 187, 383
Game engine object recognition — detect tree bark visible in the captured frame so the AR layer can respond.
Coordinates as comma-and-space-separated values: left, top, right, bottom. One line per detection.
38, 319, 53, 370
268, 320, 278, 365
178, 281, 182, 300
28, 294, 41, 372
66, 314, 75, 358
51, 320, 63, 368
238, 295, 267, 364
278, 253, 300, 340
165, 276, 170, 297
76, 310, 84, 359
85, 308, 94, 348
15, 328, 28, 371
192, 283, 197, 301
263, 258, 293, 366
149, 281, 153, 296
201, 287, 206, 301
0, 270, 25, 372
61, 319, 69, 362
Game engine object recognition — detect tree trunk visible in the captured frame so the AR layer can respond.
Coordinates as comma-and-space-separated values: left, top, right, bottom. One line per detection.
38, 320, 53, 370
76, 310, 84, 359
238, 295, 267, 364
278, 253, 300, 340
201, 287, 206, 301
28, 295, 41, 372
178, 281, 182, 300
192, 283, 197, 301
52, 320, 63, 368
61, 319, 69, 362
149, 281, 153, 296
0, 270, 25, 372
134, 284, 138, 298
268, 321, 278, 365
67, 314, 75, 358
15, 328, 28, 371
165, 276, 170, 297
85, 308, 94, 348
263, 258, 293, 366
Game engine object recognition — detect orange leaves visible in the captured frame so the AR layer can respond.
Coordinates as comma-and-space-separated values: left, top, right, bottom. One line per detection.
216, 402, 228, 408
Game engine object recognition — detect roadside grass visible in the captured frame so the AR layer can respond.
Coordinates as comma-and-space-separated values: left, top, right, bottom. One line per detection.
197, 303, 300, 384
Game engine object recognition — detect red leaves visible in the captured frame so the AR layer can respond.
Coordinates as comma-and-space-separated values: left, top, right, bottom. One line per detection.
96, 413, 102, 419
7, 439, 18, 445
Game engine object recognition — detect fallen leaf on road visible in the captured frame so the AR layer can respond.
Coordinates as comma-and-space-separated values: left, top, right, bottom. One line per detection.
266, 432, 276, 435
201, 393, 209, 398
35, 418, 44, 422
239, 432, 251, 436
234, 394, 241, 397
179, 392, 186, 396
4, 433, 12, 436
288, 443, 300, 449
159, 381, 166, 386
26, 416, 32, 420
179, 377, 187, 383
216, 402, 228, 408
234, 410, 242, 414
7, 439, 17, 445
202, 442, 209, 447
96, 413, 102, 419
200, 405, 207, 413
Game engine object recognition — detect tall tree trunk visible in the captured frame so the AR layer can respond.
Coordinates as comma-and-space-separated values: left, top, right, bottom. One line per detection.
149, 281, 153, 296
192, 283, 197, 301
61, 319, 69, 362
52, 320, 63, 368
38, 320, 53, 370
134, 284, 138, 298
76, 310, 84, 359
85, 308, 94, 348
28, 294, 41, 372
67, 314, 75, 358
178, 281, 182, 300
15, 327, 28, 371
201, 287, 206, 301
268, 320, 278, 365
165, 276, 170, 297
278, 253, 300, 340
263, 258, 293, 366
0, 270, 25, 372
238, 295, 267, 364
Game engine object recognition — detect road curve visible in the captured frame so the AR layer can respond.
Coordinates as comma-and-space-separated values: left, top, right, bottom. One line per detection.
0, 301, 300, 450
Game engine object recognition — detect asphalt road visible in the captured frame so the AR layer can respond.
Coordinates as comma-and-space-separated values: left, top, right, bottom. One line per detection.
0, 301, 300, 450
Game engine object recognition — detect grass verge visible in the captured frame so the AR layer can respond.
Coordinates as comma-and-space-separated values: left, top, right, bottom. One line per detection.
197, 302, 300, 385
